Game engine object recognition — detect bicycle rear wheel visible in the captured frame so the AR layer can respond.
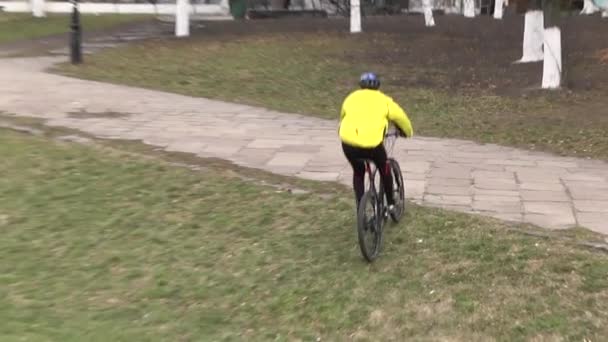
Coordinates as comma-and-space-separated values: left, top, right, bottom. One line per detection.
357, 190, 383, 262
388, 158, 406, 223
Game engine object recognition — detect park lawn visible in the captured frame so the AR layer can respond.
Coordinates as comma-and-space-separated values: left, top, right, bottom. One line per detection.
57, 17, 608, 160
0, 13, 151, 44
1, 128, 608, 341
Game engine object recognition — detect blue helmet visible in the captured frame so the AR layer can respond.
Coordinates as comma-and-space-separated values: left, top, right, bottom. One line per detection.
359, 72, 380, 90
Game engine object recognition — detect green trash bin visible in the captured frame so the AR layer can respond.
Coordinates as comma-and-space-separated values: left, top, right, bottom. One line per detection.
230, 0, 248, 19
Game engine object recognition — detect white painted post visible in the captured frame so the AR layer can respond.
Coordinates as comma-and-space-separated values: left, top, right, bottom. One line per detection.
31, 0, 45, 17
350, 0, 362, 33
581, 0, 600, 14
517, 10, 544, 63
542, 27, 561, 89
463, 0, 475, 17
219, 0, 230, 14
423, 0, 435, 26
493, 0, 504, 19
603, 10, 608, 17
175, 0, 190, 37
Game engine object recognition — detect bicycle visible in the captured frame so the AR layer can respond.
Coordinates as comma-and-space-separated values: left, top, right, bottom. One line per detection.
356, 126, 406, 262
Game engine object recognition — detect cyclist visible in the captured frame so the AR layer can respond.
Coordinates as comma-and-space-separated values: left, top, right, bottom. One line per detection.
339, 72, 414, 212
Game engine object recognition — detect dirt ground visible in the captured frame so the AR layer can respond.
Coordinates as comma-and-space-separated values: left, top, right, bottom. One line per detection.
192, 14, 608, 96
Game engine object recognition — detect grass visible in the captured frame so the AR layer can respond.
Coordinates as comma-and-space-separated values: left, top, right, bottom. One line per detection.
0, 13, 151, 45
57, 23, 608, 160
1, 127, 608, 341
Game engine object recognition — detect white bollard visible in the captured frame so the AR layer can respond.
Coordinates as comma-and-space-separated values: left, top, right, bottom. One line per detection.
542, 27, 562, 89
31, 0, 45, 17
517, 10, 544, 63
175, 0, 190, 37
463, 0, 475, 17
603, 10, 608, 17
350, 0, 362, 33
423, 0, 435, 27
493, 0, 504, 19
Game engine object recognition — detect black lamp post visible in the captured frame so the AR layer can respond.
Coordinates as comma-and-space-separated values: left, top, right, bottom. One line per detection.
70, 0, 82, 64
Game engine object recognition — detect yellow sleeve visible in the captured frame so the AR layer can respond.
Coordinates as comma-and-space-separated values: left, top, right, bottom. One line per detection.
386, 97, 414, 137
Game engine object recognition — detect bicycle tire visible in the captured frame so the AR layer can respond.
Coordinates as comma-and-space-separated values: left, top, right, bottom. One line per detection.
357, 190, 383, 262
388, 158, 406, 223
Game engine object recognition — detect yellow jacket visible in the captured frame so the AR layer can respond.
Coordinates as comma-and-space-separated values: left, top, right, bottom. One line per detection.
339, 89, 414, 148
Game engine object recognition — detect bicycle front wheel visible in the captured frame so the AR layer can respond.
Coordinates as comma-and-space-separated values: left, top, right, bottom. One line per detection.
357, 191, 383, 262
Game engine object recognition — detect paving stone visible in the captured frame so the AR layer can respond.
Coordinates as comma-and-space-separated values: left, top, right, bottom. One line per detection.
232, 148, 277, 166
404, 172, 428, 181
427, 178, 472, 187
516, 172, 561, 184
507, 166, 567, 175
468, 163, 507, 171
524, 213, 576, 229
247, 139, 290, 149
165, 140, 207, 154
279, 144, 323, 153
402, 161, 431, 173
520, 190, 570, 202
473, 211, 524, 223
474, 195, 520, 203
568, 187, 608, 200
519, 182, 564, 191
424, 194, 472, 206
431, 204, 474, 213
472, 170, 515, 179
523, 202, 573, 216
472, 189, 520, 197
577, 213, 608, 235
302, 164, 346, 173
266, 152, 313, 168
486, 159, 537, 166
430, 168, 471, 179
473, 201, 522, 213
561, 173, 606, 182
296, 171, 340, 182
537, 160, 579, 168
573, 200, 608, 213
426, 185, 472, 196
564, 180, 608, 190
203, 143, 247, 157
406, 180, 427, 199
474, 178, 518, 191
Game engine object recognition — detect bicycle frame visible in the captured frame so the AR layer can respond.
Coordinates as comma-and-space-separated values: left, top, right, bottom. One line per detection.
362, 126, 400, 197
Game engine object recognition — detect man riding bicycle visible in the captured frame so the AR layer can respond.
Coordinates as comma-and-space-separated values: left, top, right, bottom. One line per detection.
339, 72, 414, 213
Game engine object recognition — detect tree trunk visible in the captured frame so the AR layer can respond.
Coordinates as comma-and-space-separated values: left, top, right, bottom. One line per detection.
423, 0, 435, 26
494, 0, 504, 18
517, 10, 544, 62
464, 0, 475, 17
31, 0, 45, 17
350, 0, 362, 33
581, 0, 600, 14
175, 0, 190, 37
541, 0, 562, 89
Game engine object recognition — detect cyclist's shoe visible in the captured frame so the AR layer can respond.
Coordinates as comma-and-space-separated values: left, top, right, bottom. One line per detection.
388, 204, 396, 217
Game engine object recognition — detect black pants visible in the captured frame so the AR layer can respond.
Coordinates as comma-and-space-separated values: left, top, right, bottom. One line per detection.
342, 142, 394, 207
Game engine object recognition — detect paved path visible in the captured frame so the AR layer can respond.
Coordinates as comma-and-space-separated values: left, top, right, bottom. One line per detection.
2, 57, 608, 235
